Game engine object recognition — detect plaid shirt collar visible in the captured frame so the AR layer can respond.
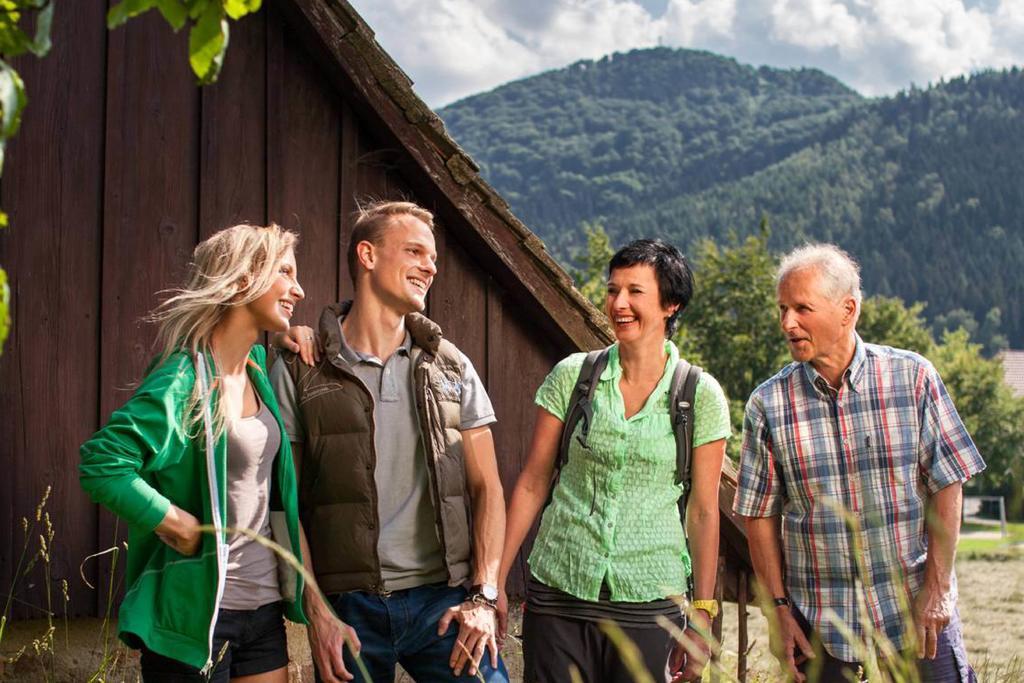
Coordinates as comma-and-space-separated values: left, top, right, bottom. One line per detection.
799, 332, 868, 397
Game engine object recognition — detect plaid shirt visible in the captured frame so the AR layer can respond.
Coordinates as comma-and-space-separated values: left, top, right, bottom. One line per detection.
733, 336, 985, 661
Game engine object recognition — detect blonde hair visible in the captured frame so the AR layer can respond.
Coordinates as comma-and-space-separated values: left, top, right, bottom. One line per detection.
347, 200, 434, 287
149, 223, 299, 436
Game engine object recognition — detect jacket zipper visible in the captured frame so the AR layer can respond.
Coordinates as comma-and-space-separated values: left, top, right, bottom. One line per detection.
195, 353, 228, 674
415, 357, 450, 583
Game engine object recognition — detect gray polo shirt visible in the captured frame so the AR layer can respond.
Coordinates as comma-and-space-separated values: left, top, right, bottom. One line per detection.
271, 319, 496, 591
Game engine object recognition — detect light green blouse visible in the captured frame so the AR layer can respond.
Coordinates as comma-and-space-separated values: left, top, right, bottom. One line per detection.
529, 341, 731, 602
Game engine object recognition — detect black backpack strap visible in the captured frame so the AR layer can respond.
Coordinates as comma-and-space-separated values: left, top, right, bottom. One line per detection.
670, 359, 702, 596
545, 348, 610, 509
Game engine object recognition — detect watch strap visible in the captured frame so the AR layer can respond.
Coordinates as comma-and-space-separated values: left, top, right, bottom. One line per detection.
467, 591, 498, 609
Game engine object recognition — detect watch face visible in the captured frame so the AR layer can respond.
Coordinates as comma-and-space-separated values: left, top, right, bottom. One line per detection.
481, 584, 499, 601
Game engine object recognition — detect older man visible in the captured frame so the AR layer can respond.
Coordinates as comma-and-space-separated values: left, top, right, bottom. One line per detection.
734, 244, 984, 682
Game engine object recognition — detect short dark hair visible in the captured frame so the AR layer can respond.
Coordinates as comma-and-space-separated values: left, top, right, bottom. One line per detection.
608, 239, 693, 337
347, 200, 435, 288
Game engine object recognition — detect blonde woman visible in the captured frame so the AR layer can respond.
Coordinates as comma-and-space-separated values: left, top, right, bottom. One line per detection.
80, 224, 308, 682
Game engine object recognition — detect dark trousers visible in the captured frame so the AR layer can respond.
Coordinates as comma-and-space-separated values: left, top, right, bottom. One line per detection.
794, 607, 976, 683
523, 609, 684, 683
320, 582, 509, 682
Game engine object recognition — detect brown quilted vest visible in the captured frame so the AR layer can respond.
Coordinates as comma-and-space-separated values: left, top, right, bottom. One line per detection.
280, 302, 472, 595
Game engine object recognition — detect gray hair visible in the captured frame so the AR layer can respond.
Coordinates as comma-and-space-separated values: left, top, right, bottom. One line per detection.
776, 243, 862, 305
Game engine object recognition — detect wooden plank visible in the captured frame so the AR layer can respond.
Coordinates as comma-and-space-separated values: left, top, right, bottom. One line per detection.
0, 0, 107, 619
355, 127, 396, 202
711, 553, 726, 683
428, 226, 487, 377
337, 101, 359, 301
266, 2, 340, 321
199, 10, 268, 236
738, 570, 749, 682
486, 283, 563, 598
99, 10, 200, 613
719, 459, 752, 566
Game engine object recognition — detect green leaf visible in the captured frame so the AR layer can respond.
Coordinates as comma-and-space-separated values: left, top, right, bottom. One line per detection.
0, 59, 27, 142
0, 266, 9, 358
155, 0, 188, 31
224, 0, 262, 20
187, 0, 211, 21
107, 0, 158, 29
188, 3, 227, 85
28, 0, 53, 57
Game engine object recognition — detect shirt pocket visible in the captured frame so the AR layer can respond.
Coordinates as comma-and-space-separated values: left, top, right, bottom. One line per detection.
772, 431, 841, 506
858, 426, 918, 504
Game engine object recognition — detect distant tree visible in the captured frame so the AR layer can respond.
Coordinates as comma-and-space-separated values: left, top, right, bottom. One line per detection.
682, 227, 786, 410
977, 307, 1010, 357
858, 295, 934, 354
932, 330, 1024, 518
679, 226, 786, 459
932, 307, 978, 340
569, 222, 614, 310
932, 306, 1009, 357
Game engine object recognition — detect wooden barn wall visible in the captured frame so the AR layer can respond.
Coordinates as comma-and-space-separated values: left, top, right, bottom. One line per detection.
0, 5, 564, 618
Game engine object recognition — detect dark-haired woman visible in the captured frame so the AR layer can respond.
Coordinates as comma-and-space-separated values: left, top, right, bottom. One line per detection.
498, 240, 730, 682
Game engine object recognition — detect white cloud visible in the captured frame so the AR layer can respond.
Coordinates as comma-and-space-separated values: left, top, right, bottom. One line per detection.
347, 0, 1024, 105
767, 0, 863, 51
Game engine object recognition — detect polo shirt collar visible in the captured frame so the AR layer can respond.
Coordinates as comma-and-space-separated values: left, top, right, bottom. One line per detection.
335, 315, 412, 367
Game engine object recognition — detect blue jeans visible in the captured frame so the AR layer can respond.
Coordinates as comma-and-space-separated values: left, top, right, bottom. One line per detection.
322, 582, 509, 683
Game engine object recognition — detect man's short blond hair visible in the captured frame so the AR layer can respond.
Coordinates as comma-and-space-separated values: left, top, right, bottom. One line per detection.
347, 200, 434, 287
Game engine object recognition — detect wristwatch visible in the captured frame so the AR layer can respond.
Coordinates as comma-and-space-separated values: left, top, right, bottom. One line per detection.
690, 599, 719, 619
468, 583, 499, 609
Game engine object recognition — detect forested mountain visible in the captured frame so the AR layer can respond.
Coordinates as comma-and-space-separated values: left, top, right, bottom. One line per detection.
439, 48, 1024, 346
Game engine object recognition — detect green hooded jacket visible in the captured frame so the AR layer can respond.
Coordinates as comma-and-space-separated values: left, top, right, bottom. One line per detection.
79, 345, 306, 670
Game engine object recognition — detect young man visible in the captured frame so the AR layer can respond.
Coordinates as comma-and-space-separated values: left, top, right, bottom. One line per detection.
734, 244, 984, 683
271, 201, 508, 682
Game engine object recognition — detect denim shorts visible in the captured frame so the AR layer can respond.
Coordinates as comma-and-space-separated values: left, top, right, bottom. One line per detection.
140, 601, 289, 682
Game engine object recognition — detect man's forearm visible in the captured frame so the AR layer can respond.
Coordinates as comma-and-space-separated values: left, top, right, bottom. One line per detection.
923, 482, 962, 593
744, 515, 787, 600
470, 480, 506, 586
462, 426, 506, 587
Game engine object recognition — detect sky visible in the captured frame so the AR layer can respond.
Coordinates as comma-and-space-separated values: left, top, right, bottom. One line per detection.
347, 0, 1024, 107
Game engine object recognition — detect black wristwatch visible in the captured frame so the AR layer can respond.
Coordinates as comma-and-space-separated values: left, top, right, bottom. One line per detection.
468, 583, 499, 609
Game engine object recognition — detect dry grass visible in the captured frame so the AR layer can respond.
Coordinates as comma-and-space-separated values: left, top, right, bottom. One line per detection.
710, 557, 1024, 682
2, 555, 1020, 681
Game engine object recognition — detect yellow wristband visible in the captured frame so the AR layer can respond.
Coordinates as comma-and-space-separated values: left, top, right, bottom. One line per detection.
691, 599, 719, 619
